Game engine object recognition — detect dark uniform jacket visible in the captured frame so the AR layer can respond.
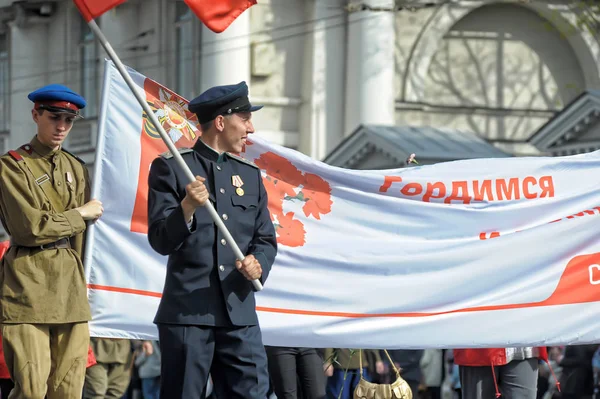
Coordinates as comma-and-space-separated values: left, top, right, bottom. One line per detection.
0, 136, 91, 323
147, 139, 277, 327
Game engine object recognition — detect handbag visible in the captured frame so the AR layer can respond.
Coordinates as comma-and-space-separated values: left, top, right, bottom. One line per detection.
353, 349, 413, 399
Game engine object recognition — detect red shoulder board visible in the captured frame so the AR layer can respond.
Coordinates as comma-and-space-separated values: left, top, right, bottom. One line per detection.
19, 144, 33, 155
7, 150, 22, 161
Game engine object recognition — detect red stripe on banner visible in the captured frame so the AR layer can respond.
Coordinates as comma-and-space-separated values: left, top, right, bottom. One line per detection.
87, 252, 600, 317
73, 0, 127, 22
88, 284, 162, 298
184, 0, 257, 33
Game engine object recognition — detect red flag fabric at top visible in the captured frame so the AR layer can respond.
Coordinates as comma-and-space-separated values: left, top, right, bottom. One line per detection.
73, 0, 127, 22
74, 0, 255, 33
185, 0, 257, 33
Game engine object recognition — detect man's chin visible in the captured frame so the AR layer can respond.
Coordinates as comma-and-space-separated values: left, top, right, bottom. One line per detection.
231, 145, 243, 154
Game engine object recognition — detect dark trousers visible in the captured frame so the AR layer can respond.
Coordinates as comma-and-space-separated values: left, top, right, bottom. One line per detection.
265, 346, 326, 399
404, 379, 421, 399
0, 379, 14, 399
158, 324, 269, 399
326, 368, 369, 399
423, 386, 441, 399
460, 359, 538, 399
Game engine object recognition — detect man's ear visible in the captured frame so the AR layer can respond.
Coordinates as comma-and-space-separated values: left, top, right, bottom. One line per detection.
31, 109, 38, 123
215, 115, 226, 132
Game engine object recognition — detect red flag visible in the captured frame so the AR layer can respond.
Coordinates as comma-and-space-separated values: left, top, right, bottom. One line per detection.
185, 0, 256, 33
74, 0, 256, 33
73, 0, 127, 22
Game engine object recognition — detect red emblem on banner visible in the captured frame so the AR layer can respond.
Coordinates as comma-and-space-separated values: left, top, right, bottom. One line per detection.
130, 80, 199, 234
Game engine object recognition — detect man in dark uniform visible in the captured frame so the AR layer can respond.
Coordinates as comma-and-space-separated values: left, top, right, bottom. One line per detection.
0, 84, 104, 398
147, 81, 277, 398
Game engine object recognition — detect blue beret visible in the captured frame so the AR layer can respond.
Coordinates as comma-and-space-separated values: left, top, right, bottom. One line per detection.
189, 81, 262, 124
28, 84, 87, 110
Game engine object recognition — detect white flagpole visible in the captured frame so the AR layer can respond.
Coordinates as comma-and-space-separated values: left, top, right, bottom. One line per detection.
86, 20, 263, 291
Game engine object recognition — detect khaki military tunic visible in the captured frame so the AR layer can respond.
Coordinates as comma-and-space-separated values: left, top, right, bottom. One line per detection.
0, 135, 91, 323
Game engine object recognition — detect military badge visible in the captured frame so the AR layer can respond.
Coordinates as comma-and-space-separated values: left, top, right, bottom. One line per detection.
232, 175, 244, 196
35, 174, 50, 185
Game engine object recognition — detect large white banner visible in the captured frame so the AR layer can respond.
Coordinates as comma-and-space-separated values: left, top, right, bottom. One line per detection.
86, 61, 600, 348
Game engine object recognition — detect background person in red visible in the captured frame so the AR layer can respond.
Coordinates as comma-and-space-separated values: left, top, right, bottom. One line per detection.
454, 347, 548, 399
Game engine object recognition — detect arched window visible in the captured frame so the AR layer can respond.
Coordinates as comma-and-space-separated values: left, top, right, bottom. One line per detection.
421, 4, 586, 141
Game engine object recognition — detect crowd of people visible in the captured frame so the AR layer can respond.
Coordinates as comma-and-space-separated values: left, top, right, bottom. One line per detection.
0, 326, 593, 399
120, 344, 600, 399
0, 79, 597, 399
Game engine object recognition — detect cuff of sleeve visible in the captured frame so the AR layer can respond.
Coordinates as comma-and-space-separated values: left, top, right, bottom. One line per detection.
253, 252, 269, 284
63, 209, 86, 235
187, 215, 196, 232
166, 204, 193, 243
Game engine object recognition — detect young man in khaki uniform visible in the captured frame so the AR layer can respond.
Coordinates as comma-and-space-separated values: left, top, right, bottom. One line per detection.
0, 84, 103, 398
83, 338, 132, 398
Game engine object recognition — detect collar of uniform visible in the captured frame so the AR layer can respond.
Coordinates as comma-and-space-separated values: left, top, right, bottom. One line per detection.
30, 135, 59, 158
193, 139, 227, 164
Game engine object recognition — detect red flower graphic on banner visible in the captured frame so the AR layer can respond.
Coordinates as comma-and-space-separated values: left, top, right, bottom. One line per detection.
302, 173, 333, 220
276, 212, 306, 248
262, 176, 294, 217
254, 151, 332, 247
255, 152, 304, 187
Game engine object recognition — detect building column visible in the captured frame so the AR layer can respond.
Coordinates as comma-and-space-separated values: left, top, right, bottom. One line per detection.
344, 0, 395, 134
300, 0, 346, 160
9, 21, 47, 148
200, 12, 250, 91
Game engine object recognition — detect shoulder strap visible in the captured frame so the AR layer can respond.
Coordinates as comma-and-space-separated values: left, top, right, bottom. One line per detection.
359, 349, 363, 375
61, 148, 86, 164
160, 148, 194, 159
7, 143, 31, 161
226, 152, 258, 169
7, 150, 22, 161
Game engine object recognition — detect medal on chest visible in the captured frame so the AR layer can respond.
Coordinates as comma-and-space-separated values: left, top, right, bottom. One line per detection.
66, 171, 75, 191
232, 175, 244, 196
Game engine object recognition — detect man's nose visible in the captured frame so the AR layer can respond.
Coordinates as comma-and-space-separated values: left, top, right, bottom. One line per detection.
247, 121, 255, 134
56, 119, 70, 130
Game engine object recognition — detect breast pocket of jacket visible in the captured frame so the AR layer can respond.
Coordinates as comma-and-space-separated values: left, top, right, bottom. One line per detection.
230, 195, 258, 232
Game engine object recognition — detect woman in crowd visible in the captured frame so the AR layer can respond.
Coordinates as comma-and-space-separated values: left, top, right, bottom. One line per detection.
265, 346, 326, 399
